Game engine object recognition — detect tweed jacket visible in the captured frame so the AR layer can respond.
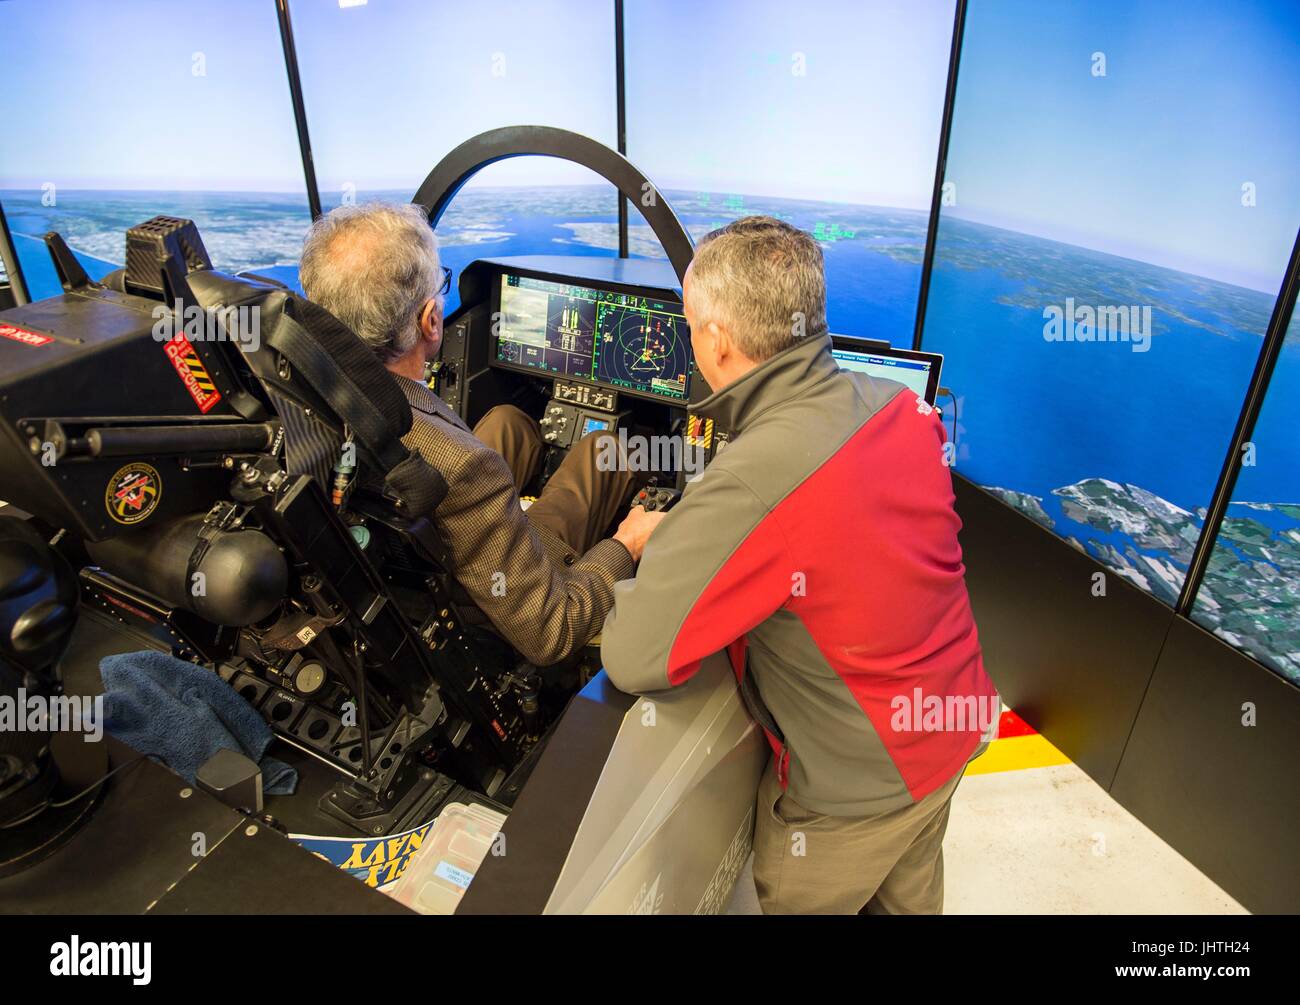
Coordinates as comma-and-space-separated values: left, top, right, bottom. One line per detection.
395, 376, 633, 665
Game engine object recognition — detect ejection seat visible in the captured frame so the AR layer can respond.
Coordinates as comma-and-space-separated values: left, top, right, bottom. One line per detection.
177, 264, 537, 663
77, 219, 547, 821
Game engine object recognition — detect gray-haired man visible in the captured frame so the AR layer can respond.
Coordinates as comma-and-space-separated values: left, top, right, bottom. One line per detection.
300, 202, 661, 666
601, 216, 996, 914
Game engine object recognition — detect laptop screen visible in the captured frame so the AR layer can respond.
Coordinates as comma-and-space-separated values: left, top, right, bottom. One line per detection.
831, 345, 942, 405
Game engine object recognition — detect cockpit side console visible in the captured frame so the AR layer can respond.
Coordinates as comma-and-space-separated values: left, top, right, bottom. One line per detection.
0, 217, 544, 839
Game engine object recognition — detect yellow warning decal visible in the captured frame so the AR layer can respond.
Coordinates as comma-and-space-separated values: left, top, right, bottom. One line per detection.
163, 333, 223, 413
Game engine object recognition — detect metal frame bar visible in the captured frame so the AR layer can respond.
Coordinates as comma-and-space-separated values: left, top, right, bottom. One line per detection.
0, 198, 31, 306
1176, 227, 1300, 614
912, 0, 967, 351
411, 126, 694, 282
276, 0, 323, 221
615, 0, 630, 258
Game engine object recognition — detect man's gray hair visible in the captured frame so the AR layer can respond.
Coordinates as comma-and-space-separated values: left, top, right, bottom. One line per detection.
299, 202, 442, 364
689, 215, 827, 362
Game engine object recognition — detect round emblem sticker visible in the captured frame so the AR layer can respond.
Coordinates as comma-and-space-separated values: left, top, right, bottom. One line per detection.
105, 462, 162, 525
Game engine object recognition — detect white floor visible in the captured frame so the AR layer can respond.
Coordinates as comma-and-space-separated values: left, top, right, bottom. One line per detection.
725, 761, 1246, 915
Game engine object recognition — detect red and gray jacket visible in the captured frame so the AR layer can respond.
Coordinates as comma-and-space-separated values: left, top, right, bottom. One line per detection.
601, 332, 997, 816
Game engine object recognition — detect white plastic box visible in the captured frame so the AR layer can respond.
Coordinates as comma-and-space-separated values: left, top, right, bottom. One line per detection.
388, 801, 507, 915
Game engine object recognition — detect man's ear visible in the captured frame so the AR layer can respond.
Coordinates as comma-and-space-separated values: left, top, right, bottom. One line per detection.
420, 298, 443, 355
709, 320, 729, 365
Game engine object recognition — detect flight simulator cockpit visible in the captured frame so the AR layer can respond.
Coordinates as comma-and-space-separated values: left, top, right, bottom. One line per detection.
0, 133, 956, 918
434, 256, 721, 504
451, 266, 691, 439
0, 128, 770, 914
0, 121, 951, 914
5, 0, 1297, 943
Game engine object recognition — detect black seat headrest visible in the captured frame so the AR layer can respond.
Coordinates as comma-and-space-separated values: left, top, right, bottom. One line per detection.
261, 292, 446, 515
279, 295, 413, 441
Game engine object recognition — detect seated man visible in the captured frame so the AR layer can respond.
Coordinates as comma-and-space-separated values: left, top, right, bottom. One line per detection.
299, 202, 659, 666
601, 216, 997, 914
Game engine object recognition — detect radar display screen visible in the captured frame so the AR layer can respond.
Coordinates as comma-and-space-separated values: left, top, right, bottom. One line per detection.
594, 295, 690, 400
495, 273, 690, 402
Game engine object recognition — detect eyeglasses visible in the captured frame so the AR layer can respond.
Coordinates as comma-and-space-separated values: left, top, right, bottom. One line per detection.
437, 266, 453, 298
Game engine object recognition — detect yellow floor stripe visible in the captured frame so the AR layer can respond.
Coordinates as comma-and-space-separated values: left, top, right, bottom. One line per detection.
964, 733, 1071, 776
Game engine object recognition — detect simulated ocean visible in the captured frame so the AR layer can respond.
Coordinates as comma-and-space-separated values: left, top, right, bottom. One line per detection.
3, 187, 1295, 681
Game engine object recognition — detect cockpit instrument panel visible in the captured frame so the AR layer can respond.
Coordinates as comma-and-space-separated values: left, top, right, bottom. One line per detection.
492, 270, 691, 403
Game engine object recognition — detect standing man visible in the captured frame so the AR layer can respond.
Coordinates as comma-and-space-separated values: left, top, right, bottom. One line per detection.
601, 216, 997, 914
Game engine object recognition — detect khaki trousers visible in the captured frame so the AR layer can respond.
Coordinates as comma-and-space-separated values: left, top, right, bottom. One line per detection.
473, 404, 641, 554
751, 759, 966, 915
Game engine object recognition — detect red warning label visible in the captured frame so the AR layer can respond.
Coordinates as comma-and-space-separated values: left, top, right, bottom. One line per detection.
163, 333, 223, 413
0, 323, 53, 347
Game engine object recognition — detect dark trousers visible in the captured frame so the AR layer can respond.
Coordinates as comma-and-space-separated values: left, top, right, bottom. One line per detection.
473, 405, 641, 554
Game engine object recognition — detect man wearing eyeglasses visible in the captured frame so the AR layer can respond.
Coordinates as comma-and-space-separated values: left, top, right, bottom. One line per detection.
300, 202, 662, 667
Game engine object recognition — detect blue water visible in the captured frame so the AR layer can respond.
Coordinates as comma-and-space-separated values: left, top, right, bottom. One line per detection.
5, 186, 1297, 671
1229, 337, 1300, 509
922, 218, 1292, 513
7, 189, 1287, 519
652, 192, 926, 347
5, 186, 1287, 518
2, 186, 928, 348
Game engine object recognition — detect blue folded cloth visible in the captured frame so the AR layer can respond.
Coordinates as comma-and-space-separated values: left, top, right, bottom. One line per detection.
101, 650, 297, 795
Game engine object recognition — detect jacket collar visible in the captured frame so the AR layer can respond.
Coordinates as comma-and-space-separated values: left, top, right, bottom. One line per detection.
692, 332, 838, 434
394, 373, 469, 431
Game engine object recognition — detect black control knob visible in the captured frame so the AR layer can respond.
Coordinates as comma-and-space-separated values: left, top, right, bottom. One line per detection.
636, 487, 681, 513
